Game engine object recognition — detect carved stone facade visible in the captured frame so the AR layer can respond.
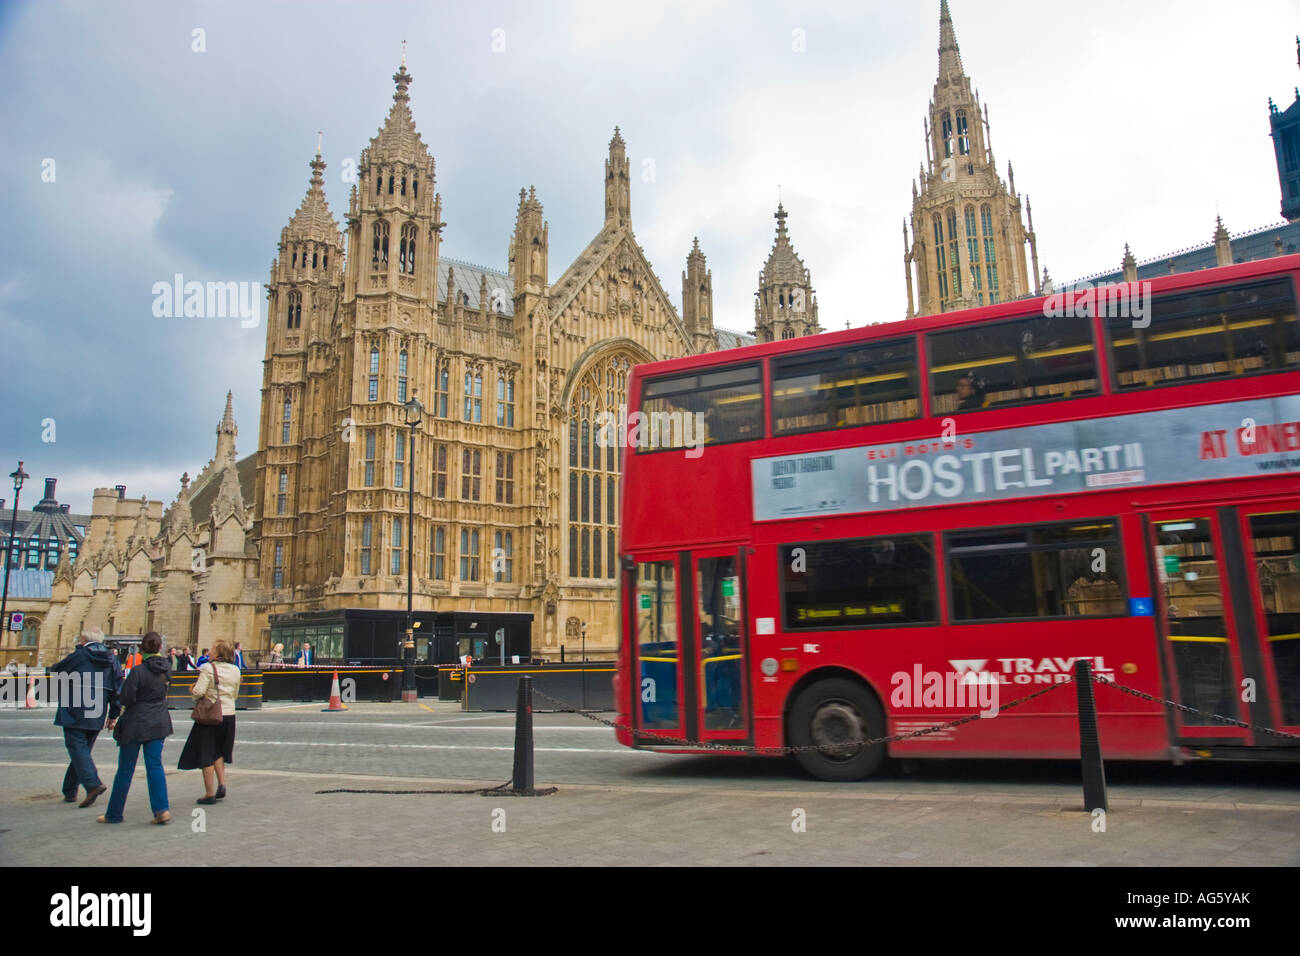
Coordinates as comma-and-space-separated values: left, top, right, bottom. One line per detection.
904, 0, 1040, 317
251, 65, 735, 658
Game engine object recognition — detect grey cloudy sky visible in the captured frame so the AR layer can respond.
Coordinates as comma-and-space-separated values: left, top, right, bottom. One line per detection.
1, 0, 1296, 513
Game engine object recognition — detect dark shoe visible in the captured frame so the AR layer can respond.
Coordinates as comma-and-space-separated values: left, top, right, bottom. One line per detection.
215, 785, 226, 800
79, 784, 106, 808
63, 793, 78, 803
151, 810, 171, 825
197, 795, 217, 805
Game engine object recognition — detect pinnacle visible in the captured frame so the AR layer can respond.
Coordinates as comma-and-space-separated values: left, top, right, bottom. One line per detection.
286, 150, 340, 241
938, 0, 965, 80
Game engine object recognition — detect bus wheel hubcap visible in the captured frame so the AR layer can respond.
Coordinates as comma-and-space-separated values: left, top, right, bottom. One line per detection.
811, 701, 864, 757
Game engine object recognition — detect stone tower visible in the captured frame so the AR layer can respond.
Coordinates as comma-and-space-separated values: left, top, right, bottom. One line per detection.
754, 203, 821, 343
1269, 37, 1300, 221
257, 137, 345, 594
905, 0, 1039, 316
681, 237, 717, 353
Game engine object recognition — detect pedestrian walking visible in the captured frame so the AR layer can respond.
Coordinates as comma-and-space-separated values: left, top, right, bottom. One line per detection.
196, 648, 211, 667
50, 626, 122, 807
177, 640, 241, 804
98, 632, 173, 825
295, 642, 313, 666
181, 648, 196, 670
267, 643, 285, 667
233, 642, 246, 670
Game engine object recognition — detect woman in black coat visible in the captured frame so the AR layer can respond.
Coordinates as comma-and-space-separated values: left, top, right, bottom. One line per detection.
98, 632, 174, 824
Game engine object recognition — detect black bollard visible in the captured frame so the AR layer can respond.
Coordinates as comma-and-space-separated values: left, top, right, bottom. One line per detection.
512, 675, 535, 794
1074, 658, 1108, 812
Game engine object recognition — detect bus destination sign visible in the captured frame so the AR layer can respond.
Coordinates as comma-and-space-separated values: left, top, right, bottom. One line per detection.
751, 395, 1300, 521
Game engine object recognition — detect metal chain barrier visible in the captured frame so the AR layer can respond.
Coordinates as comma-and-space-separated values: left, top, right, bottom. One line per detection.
316, 779, 558, 797
532, 679, 1075, 756
1095, 675, 1300, 741
534, 673, 1300, 751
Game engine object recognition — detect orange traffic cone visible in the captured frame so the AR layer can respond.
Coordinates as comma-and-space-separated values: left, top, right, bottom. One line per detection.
321, 670, 345, 712
25, 676, 37, 709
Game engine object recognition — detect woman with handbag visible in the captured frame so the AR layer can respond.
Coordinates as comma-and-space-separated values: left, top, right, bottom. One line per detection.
177, 639, 241, 805
97, 631, 173, 825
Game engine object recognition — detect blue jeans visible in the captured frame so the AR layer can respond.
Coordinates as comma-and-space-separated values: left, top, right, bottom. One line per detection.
103, 738, 169, 822
61, 728, 101, 797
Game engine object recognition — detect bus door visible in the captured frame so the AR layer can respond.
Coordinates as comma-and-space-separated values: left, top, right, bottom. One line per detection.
1235, 503, 1300, 741
629, 548, 750, 745
687, 546, 750, 744
1143, 510, 1252, 744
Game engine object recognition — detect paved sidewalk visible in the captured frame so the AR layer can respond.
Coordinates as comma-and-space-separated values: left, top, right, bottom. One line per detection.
2, 760, 1297, 866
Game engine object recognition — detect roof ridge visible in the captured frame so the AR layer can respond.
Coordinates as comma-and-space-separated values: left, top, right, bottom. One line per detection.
442, 256, 509, 277
1066, 220, 1295, 285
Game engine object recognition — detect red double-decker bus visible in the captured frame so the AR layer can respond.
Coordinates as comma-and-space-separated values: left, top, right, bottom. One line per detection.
614, 255, 1300, 779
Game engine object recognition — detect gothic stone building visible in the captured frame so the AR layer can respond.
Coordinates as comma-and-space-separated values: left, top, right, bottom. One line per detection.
904, 0, 1040, 317
252, 59, 747, 658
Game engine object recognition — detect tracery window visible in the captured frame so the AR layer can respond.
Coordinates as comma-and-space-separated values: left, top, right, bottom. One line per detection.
568, 353, 631, 580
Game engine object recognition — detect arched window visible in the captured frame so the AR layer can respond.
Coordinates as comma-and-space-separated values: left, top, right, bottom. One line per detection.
282, 398, 292, 444
981, 204, 999, 303
463, 370, 482, 422
781, 328, 795, 340
372, 220, 389, 268
388, 174, 394, 195
398, 349, 408, 403
494, 531, 513, 582
497, 375, 514, 427
941, 112, 953, 158
369, 348, 380, 402
286, 291, 302, 329
435, 360, 449, 417
376, 169, 383, 195
947, 208, 962, 298
361, 518, 372, 574
413, 177, 419, 199
956, 111, 970, 155
933, 215, 949, 303
273, 543, 284, 588
312, 251, 318, 269
277, 469, 287, 515
568, 353, 631, 580
400, 223, 417, 275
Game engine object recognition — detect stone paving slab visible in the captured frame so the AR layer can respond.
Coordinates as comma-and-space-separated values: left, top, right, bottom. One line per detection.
2, 760, 1297, 866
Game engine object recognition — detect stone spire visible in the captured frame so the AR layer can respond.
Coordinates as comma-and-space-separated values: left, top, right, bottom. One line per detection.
1213, 216, 1233, 267
938, 0, 965, 80
605, 127, 631, 226
164, 473, 195, 543
126, 496, 151, 555
211, 459, 247, 529
1122, 243, 1138, 283
368, 54, 428, 161
215, 391, 238, 466
755, 202, 820, 343
52, 539, 73, 584
284, 146, 341, 243
509, 185, 549, 292
681, 236, 715, 351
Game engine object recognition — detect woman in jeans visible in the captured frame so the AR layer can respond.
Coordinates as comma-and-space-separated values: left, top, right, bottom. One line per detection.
177, 639, 241, 804
98, 631, 173, 825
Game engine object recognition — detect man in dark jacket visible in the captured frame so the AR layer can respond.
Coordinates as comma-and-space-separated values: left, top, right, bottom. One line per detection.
51, 626, 122, 807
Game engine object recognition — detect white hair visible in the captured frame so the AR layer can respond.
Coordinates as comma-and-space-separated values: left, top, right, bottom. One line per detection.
80, 625, 105, 645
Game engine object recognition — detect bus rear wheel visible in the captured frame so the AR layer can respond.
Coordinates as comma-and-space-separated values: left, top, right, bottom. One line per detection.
788, 679, 886, 781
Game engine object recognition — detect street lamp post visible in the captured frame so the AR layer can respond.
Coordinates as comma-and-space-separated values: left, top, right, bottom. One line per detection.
0, 463, 30, 648
401, 397, 423, 703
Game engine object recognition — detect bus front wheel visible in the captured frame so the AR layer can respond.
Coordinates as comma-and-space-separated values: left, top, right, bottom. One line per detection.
788, 679, 886, 781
